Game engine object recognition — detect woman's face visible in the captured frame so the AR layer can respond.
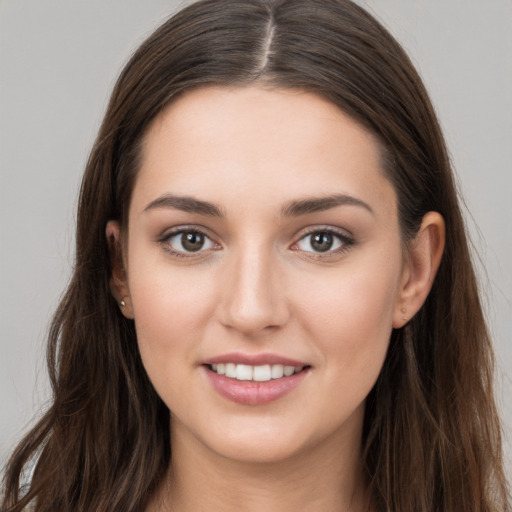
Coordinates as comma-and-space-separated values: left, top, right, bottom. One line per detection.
116, 86, 410, 464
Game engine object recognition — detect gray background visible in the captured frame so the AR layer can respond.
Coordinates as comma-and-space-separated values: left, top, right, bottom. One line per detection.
1, 0, 511, 478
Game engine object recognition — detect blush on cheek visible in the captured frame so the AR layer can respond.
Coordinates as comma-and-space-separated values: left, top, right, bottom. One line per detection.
302, 277, 395, 381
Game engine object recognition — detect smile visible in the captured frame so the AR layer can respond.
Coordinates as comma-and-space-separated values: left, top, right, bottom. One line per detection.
209, 363, 305, 381
202, 353, 311, 405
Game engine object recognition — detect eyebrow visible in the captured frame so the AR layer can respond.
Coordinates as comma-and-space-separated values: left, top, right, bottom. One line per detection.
281, 194, 374, 216
142, 192, 373, 218
143, 194, 224, 217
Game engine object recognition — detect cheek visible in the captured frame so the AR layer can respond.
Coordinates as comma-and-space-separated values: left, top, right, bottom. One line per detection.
129, 256, 218, 331
128, 274, 219, 415
127, 262, 219, 383
295, 257, 401, 375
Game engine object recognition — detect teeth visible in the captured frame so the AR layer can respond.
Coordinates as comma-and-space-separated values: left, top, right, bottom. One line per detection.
235, 364, 253, 380
283, 365, 295, 377
225, 363, 236, 378
271, 364, 284, 379
210, 363, 305, 381
253, 365, 271, 381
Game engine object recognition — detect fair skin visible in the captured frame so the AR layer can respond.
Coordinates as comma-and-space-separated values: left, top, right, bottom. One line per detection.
108, 86, 444, 512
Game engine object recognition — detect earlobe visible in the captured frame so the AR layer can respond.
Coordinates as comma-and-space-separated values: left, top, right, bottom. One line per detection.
393, 211, 445, 328
106, 220, 134, 319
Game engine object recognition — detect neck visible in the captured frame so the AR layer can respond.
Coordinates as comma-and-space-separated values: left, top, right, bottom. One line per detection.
149, 415, 370, 512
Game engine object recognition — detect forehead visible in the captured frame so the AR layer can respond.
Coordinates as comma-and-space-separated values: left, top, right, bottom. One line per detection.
132, 85, 397, 218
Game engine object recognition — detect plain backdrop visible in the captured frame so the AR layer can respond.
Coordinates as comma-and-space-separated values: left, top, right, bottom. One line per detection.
1, 0, 511, 477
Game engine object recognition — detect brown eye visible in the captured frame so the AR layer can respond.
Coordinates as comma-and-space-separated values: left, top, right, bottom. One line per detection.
181, 232, 205, 252
164, 229, 217, 255
295, 229, 352, 255
310, 232, 334, 252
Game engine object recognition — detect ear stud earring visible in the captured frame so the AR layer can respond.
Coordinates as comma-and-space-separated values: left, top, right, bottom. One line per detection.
120, 300, 126, 308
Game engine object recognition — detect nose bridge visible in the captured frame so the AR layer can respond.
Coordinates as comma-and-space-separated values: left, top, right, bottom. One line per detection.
219, 237, 287, 334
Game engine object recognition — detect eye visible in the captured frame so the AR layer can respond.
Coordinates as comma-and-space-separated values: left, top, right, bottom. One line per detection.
293, 229, 353, 255
160, 228, 218, 256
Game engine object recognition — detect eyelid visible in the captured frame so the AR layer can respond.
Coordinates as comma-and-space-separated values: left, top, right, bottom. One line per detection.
290, 225, 355, 257
292, 225, 354, 243
158, 225, 221, 257
157, 224, 354, 259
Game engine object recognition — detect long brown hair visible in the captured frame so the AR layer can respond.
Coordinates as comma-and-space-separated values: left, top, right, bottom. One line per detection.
2, 1, 509, 510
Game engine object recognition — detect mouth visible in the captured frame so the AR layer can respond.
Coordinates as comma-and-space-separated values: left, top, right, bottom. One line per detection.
202, 356, 311, 405
207, 363, 308, 382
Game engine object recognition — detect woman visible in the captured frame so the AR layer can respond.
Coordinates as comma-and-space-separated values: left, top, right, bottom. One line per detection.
1, 0, 509, 510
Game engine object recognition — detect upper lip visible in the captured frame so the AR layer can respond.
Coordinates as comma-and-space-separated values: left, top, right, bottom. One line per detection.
202, 352, 309, 367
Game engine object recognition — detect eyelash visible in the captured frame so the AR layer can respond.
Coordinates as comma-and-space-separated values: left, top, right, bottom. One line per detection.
291, 227, 355, 259
158, 226, 355, 259
158, 226, 220, 258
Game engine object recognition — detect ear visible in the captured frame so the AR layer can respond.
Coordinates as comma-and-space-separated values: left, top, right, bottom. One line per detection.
106, 220, 134, 319
393, 211, 445, 328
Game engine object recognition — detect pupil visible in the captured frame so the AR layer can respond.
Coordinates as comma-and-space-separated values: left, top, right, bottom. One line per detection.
182, 232, 204, 252
311, 232, 333, 252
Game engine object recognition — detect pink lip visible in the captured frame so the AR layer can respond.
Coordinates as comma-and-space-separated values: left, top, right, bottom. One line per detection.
203, 352, 307, 367
203, 365, 310, 407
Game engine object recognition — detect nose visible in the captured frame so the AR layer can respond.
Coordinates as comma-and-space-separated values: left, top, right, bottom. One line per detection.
217, 243, 290, 336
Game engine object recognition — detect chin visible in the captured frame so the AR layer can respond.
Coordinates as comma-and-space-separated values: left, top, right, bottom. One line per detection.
177, 413, 314, 465
192, 412, 352, 466
211, 435, 307, 465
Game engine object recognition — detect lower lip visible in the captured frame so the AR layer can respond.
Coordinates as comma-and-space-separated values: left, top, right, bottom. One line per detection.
204, 366, 309, 405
